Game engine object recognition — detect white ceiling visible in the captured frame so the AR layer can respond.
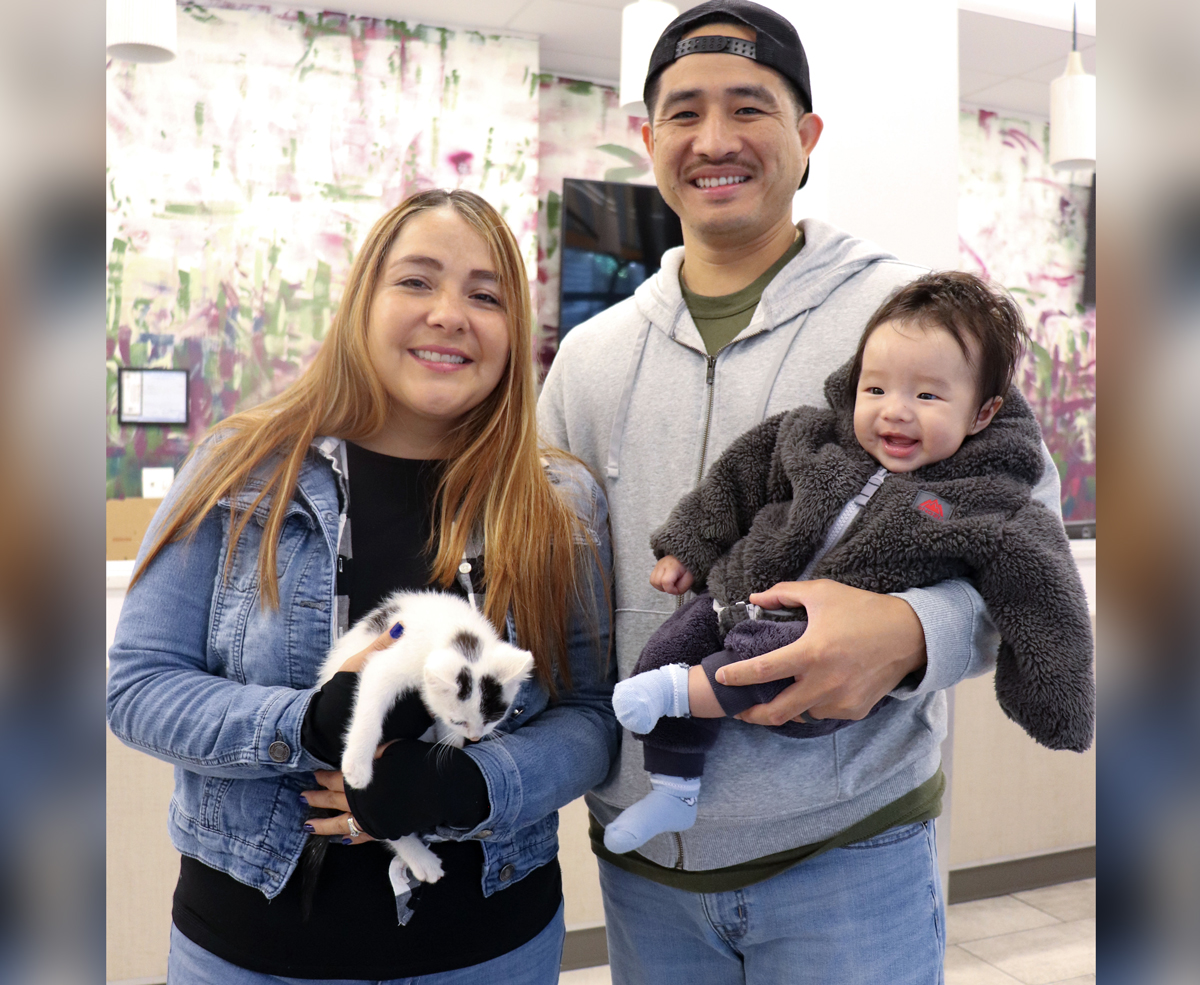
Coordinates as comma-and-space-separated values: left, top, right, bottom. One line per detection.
327, 1, 1095, 117
959, 9, 1095, 118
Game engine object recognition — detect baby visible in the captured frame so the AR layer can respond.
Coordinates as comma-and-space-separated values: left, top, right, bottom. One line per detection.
604, 271, 1095, 855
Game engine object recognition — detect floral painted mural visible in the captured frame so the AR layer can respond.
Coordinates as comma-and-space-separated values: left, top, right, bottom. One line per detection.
534, 77, 651, 373
106, 8, 1094, 523
106, 2, 539, 497
958, 109, 1095, 521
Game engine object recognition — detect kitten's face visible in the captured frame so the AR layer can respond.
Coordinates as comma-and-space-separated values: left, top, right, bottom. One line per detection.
423, 634, 534, 742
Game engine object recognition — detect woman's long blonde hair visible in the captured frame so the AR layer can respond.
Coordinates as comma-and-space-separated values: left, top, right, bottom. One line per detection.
135, 189, 595, 690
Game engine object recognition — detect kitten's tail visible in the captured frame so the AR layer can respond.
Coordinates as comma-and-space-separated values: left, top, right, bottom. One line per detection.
298, 806, 338, 922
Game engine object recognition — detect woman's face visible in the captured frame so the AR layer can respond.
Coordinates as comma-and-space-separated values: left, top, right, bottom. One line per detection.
364, 207, 512, 458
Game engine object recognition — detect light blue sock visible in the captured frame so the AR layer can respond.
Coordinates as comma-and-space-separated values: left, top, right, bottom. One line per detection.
602, 774, 701, 854
611, 664, 691, 734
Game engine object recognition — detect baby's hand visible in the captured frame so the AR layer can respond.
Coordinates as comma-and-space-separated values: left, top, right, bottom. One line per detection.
651, 555, 695, 595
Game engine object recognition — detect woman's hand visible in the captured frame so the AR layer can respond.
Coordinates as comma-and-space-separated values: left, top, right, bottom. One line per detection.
301, 769, 376, 845
651, 555, 694, 595
339, 622, 404, 673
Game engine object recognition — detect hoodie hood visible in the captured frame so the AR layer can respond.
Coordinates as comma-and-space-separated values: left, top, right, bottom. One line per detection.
633, 218, 899, 354
605, 219, 901, 479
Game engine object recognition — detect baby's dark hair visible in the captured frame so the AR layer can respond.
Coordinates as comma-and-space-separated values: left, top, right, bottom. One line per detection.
847, 271, 1029, 408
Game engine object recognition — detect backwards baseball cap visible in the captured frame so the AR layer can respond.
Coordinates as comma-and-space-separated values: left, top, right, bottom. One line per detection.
644, 0, 813, 188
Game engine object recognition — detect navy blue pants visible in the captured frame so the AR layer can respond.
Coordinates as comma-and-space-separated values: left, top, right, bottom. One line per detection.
632, 594, 891, 776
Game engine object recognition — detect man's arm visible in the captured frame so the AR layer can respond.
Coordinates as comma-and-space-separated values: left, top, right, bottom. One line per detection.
716, 441, 1064, 724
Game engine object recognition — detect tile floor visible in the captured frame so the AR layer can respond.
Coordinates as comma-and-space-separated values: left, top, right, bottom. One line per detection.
558, 878, 1096, 985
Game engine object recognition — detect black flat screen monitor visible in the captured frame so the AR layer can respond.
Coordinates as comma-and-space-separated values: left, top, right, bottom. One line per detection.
558, 178, 683, 341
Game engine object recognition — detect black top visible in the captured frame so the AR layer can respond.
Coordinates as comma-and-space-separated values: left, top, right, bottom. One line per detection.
172, 442, 561, 979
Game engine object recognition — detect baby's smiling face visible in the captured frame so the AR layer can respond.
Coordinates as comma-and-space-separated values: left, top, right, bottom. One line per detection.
853, 319, 1002, 473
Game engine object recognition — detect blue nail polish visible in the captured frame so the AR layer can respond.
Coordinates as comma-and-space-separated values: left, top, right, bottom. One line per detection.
299, 794, 308, 805
389, 622, 404, 639
304, 823, 315, 832
342, 837, 354, 845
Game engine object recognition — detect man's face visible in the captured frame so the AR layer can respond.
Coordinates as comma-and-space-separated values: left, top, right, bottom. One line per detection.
642, 22, 820, 248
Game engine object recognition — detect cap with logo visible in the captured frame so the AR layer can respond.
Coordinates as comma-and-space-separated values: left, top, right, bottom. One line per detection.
643, 0, 813, 187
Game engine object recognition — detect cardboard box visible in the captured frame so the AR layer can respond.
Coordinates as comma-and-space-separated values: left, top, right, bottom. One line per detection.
106, 498, 164, 561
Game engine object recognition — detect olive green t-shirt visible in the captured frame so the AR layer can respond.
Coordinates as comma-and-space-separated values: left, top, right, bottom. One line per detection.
681, 229, 806, 355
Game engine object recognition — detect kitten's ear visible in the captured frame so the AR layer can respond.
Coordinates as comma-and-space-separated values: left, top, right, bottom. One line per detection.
423, 649, 462, 691
492, 644, 535, 686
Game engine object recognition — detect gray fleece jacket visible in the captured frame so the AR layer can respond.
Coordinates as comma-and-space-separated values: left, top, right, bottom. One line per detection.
652, 363, 1094, 753
538, 218, 1063, 871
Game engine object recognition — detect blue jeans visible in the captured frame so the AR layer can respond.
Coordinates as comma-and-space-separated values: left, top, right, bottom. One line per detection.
599, 821, 944, 985
166, 901, 565, 985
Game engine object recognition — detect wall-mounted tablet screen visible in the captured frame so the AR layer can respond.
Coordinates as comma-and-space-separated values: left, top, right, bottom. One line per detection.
118, 368, 189, 426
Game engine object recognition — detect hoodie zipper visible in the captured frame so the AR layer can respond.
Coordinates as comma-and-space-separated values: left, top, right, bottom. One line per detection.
696, 354, 719, 486
676, 353, 720, 614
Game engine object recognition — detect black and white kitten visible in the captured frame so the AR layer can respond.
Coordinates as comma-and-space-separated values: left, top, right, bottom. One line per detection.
316, 590, 533, 893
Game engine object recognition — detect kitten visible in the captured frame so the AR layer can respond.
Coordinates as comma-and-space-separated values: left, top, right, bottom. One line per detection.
316, 590, 534, 893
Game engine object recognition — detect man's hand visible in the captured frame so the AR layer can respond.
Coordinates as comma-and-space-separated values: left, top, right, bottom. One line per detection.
716, 580, 927, 726
651, 555, 695, 595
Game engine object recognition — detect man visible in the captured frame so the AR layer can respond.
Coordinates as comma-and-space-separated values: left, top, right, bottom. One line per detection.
539, 2, 1061, 981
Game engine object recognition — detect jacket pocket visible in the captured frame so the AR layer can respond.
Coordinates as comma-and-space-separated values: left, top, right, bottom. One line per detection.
215, 487, 315, 593
171, 771, 231, 834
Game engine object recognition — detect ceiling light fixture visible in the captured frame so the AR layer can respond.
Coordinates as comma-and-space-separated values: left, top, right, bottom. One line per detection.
1049, 4, 1095, 171
619, 0, 679, 114
107, 0, 178, 64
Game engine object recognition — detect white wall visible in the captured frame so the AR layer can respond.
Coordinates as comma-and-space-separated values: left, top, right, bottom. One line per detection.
773, 0, 961, 271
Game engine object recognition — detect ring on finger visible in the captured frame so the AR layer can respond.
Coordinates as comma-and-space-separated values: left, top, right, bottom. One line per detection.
347, 815, 361, 839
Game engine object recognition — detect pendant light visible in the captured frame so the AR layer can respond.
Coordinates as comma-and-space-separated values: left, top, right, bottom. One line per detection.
1049, 4, 1095, 171
107, 0, 178, 64
619, 0, 680, 114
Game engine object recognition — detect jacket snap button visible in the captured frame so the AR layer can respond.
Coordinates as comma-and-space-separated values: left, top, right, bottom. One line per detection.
268, 740, 290, 763
477, 829, 493, 839
458, 561, 472, 574
498, 863, 515, 882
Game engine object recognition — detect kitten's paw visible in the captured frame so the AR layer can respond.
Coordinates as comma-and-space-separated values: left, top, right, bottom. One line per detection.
396, 836, 444, 883
408, 852, 444, 884
340, 755, 375, 791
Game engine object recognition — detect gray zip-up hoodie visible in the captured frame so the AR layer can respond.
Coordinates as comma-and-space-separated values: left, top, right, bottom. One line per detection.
538, 218, 1062, 871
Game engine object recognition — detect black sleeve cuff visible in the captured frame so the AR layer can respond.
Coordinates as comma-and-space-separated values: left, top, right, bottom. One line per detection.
302, 674, 437, 766
344, 741, 490, 840
301, 672, 358, 765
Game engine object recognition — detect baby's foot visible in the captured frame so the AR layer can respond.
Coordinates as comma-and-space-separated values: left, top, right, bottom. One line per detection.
602, 774, 701, 854
612, 664, 691, 734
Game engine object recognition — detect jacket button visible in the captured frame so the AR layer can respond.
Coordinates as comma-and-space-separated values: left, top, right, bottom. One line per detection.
268, 740, 291, 763
477, 829, 493, 839
499, 863, 515, 882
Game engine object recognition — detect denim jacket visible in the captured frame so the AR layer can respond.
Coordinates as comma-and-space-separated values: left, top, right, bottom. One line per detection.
106, 439, 617, 900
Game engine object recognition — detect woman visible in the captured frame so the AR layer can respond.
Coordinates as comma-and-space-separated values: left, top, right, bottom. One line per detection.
107, 190, 616, 983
